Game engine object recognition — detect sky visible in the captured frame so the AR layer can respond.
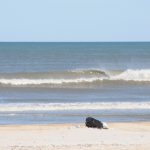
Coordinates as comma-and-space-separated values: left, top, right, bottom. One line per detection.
0, 0, 150, 42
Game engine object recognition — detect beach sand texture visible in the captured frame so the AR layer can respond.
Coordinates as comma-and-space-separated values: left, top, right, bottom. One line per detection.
0, 122, 150, 150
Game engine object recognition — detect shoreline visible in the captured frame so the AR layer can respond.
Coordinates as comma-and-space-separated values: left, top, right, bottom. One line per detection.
0, 121, 150, 127
0, 122, 150, 150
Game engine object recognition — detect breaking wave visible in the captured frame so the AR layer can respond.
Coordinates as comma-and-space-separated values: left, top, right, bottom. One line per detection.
0, 102, 150, 112
0, 69, 150, 86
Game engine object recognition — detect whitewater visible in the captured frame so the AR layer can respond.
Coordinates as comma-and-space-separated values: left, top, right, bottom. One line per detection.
0, 102, 150, 112
0, 69, 150, 86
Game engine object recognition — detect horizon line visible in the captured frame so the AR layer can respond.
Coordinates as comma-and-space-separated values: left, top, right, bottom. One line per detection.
0, 41, 150, 43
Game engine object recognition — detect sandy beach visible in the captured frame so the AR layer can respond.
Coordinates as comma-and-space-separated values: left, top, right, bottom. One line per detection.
0, 122, 150, 150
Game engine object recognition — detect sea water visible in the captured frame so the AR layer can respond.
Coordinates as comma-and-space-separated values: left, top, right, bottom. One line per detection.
0, 42, 150, 124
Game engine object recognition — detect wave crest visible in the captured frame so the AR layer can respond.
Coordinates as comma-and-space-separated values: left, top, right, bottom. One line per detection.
0, 102, 150, 111
0, 69, 150, 86
112, 69, 150, 81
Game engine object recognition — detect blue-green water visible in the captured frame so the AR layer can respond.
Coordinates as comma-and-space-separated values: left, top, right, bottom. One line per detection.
0, 42, 150, 124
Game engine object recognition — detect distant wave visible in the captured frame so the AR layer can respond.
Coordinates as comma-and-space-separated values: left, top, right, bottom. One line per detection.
0, 102, 150, 112
0, 69, 150, 86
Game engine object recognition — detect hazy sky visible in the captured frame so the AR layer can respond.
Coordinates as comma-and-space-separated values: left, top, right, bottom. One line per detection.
0, 0, 150, 42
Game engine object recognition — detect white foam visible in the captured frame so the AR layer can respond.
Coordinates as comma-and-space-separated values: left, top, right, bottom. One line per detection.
111, 69, 150, 81
0, 102, 150, 112
0, 78, 103, 85
0, 69, 150, 85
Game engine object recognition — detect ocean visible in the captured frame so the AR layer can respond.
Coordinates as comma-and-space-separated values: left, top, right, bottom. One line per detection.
0, 42, 150, 124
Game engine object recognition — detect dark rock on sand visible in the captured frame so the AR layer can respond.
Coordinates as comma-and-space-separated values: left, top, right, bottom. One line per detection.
85, 117, 103, 129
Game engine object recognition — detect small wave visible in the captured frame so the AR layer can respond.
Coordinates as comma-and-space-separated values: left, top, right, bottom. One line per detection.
0, 69, 108, 78
0, 78, 104, 85
0, 69, 150, 86
71, 69, 108, 76
0, 102, 150, 112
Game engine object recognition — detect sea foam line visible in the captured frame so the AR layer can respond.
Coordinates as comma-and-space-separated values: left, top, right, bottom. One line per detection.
0, 69, 150, 85
0, 78, 103, 85
0, 102, 150, 111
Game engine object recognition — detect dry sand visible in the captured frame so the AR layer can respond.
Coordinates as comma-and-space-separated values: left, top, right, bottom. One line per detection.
0, 122, 150, 150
